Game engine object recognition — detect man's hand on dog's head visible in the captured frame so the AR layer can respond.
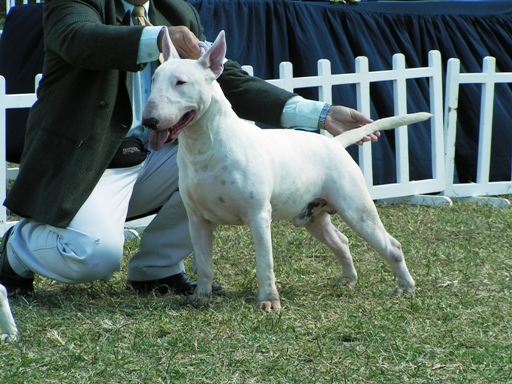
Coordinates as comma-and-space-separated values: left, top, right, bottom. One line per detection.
158, 26, 201, 59
325, 106, 380, 145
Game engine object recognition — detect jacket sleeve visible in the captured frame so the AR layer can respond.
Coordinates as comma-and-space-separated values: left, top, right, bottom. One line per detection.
43, 0, 144, 72
218, 60, 296, 128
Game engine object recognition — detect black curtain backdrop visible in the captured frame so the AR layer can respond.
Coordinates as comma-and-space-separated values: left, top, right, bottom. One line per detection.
0, 3, 44, 164
1, 1, 511, 184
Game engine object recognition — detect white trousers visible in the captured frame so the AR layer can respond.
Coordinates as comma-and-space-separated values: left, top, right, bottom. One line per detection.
7, 142, 193, 283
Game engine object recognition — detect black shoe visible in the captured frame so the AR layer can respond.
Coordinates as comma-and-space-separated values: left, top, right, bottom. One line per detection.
0, 227, 34, 298
128, 272, 223, 296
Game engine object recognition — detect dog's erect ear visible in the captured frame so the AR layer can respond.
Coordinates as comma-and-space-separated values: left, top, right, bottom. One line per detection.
198, 30, 226, 78
162, 28, 180, 61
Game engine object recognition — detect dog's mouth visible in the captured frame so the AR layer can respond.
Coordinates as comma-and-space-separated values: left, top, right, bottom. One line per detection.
148, 110, 196, 151
170, 110, 196, 140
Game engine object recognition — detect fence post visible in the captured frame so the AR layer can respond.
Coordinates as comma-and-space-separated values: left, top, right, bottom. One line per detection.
317, 59, 333, 107
0, 77, 8, 231
428, 50, 445, 182
476, 57, 496, 185
392, 53, 410, 184
354, 56, 374, 186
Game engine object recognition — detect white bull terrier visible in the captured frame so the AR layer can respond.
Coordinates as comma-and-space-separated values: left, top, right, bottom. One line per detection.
0, 284, 18, 342
143, 30, 431, 310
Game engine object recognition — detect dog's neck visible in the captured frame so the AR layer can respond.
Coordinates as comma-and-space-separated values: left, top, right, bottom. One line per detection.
178, 81, 239, 163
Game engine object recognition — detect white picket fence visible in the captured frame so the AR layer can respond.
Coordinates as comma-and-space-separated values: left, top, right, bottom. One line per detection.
1, 50, 511, 234
443, 56, 512, 206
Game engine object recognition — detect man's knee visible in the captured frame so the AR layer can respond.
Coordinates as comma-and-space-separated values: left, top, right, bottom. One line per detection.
11, 221, 125, 284
54, 234, 124, 283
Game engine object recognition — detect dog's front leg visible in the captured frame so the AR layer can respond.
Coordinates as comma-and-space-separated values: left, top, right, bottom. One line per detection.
188, 212, 215, 298
249, 212, 280, 311
0, 284, 18, 342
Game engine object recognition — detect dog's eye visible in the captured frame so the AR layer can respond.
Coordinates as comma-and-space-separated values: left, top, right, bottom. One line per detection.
176, 80, 187, 86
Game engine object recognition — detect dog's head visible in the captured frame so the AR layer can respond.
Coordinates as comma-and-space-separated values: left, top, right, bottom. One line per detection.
143, 30, 227, 151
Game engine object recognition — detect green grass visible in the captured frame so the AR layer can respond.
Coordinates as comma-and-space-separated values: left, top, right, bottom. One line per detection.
1, 201, 511, 383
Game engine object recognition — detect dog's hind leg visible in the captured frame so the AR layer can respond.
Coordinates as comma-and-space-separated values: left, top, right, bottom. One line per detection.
304, 212, 358, 289
335, 195, 415, 296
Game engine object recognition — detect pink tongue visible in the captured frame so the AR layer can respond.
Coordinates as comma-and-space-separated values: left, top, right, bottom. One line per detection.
149, 130, 170, 151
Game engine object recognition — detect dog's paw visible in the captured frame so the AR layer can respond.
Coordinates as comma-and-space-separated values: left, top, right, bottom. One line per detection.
187, 293, 210, 308
255, 291, 281, 311
194, 284, 213, 298
1, 333, 18, 343
255, 299, 281, 312
333, 275, 357, 289
393, 286, 415, 298
188, 285, 213, 306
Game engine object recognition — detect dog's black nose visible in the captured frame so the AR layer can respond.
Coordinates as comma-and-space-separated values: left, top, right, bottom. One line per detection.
142, 117, 159, 130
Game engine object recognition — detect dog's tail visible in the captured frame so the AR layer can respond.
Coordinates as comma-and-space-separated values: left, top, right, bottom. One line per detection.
335, 112, 432, 148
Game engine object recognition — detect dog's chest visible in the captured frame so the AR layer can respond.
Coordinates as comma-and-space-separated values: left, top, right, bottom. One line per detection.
179, 158, 259, 225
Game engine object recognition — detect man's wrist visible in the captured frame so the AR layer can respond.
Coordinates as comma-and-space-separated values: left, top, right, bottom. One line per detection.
280, 97, 327, 130
137, 26, 163, 64
317, 103, 331, 131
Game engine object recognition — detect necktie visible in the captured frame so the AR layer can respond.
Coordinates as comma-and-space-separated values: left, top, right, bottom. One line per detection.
132, 5, 152, 26
131, 5, 164, 63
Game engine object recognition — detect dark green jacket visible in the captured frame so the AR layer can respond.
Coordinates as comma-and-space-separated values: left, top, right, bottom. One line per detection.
5, 0, 293, 227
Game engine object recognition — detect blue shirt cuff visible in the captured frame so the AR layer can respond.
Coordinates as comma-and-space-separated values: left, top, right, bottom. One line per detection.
280, 96, 326, 131
137, 26, 162, 64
